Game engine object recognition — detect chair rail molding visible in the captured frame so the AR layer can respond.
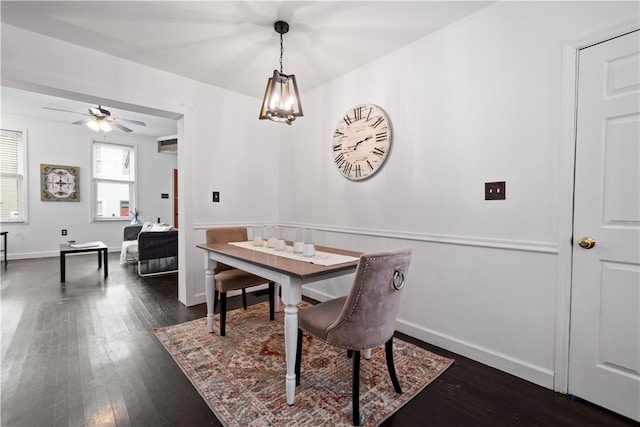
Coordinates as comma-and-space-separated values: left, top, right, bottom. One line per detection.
194, 222, 558, 254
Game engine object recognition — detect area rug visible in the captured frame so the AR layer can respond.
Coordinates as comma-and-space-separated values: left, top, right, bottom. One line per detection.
154, 302, 453, 426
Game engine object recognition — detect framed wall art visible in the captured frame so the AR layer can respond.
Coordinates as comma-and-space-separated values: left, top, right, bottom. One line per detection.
40, 164, 80, 202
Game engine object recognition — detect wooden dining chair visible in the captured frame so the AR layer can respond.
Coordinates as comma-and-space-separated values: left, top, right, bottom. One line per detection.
206, 227, 275, 336
294, 247, 412, 426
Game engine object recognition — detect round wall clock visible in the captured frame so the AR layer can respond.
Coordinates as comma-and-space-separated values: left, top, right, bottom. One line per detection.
332, 104, 392, 181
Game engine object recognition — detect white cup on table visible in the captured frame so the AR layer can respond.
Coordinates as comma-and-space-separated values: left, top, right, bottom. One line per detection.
264, 226, 276, 248
303, 243, 315, 257
293, 227, 304, 255
302, 228, 315, 257
252, 225, 264, 246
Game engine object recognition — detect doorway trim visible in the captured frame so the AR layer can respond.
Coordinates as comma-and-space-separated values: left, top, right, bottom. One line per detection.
555, 19, 640, 393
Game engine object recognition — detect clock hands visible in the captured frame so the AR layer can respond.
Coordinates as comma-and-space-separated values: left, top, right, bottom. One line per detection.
352, 135, 372, 151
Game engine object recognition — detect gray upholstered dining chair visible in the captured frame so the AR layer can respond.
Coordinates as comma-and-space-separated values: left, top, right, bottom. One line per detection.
294, 247, 412, 426
206, 227, 275, 336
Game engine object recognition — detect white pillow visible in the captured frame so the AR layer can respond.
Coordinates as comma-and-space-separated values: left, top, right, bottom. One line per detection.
150, 223, 173, 232
141, 221, 154, 232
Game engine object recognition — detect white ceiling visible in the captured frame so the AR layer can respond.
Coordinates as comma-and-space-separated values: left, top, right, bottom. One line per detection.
1, 86, 180, 137
1, 1, 495, 135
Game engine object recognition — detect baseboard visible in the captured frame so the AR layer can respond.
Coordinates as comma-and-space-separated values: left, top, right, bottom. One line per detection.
396, 318, 555, 390
192, 292, 207, 305
302, 287, 554, 390
6, 251, 56, 260
301, 287, 334, 304
192, 282, 271, 308
8, 247, 121, 260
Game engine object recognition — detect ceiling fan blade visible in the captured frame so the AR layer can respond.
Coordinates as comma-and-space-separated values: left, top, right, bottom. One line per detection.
117, 117, 147, 127
110, 121, 133, 133
43, 106, 91, 116
72, 118, 93, 125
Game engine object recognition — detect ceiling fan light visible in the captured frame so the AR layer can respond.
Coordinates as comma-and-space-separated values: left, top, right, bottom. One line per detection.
86, 118, 113, 133
87, 119, 100, 132
99, 120, 112, 132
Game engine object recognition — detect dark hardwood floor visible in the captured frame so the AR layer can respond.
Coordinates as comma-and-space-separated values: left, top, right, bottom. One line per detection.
1, 255, 636, 427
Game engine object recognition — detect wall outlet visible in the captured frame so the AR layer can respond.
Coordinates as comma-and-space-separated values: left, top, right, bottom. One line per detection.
61, 229, 68, 236
485, 181, 506, 200
212, 191, 220, 203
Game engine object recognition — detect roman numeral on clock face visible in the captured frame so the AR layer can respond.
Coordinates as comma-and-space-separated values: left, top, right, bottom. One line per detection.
372, 116, 384, 128
342, 162, 352, 176
333, 144, 342, 152
353, 106, 362, 121
376, 131, 387, 142
373, 147, 385, 158
343, 115, 352, 126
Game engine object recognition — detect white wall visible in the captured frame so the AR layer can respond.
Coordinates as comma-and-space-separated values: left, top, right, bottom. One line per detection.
0, 113, 177, 257
280, 1, 639, 389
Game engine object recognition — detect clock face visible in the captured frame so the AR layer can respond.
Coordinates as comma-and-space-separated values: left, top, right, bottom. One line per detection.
332, 104, 392, 181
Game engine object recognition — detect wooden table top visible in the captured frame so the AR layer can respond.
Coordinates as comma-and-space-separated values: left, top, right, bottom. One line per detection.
197, 242, 362, 281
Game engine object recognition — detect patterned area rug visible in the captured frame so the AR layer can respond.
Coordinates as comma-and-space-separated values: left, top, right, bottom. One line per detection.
154, 302, 453, 426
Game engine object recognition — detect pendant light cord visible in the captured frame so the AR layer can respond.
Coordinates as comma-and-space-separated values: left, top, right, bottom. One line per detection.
279, 32, 284, 74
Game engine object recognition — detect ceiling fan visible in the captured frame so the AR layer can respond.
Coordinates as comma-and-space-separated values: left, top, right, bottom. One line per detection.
43, 105, 146, 133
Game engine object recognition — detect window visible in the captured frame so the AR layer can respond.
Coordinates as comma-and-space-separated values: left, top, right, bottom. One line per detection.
0, 129, 27, 222
92, 141, 136, 220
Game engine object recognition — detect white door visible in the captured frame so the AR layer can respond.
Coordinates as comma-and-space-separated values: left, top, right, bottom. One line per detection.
569, 29, 640, 422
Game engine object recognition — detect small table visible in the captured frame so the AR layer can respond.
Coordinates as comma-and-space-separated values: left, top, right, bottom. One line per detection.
60, 241, 109, 282
197, 241, 361, 406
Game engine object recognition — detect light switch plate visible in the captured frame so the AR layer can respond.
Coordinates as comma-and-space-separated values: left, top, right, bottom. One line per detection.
485, 181, 506, 200
212, 191, 220, 203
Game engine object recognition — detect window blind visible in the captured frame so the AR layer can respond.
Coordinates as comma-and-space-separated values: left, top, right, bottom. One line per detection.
93, 142, 135, 181
0, 129, 24, 220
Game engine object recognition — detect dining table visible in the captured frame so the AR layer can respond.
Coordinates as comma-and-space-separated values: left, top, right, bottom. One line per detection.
197, 240, 361, 405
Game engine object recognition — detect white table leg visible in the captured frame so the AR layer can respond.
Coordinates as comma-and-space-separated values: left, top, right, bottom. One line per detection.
204, 254, 217, 333
280, 277, 302, 405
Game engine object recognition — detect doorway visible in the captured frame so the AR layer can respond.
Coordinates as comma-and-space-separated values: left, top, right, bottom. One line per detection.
173, 168, 179, 228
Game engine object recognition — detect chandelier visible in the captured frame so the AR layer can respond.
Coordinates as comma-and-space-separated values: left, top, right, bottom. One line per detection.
259, 21, 303, 125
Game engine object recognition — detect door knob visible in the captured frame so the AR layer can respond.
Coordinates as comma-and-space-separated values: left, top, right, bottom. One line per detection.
578, 237, 596, 249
